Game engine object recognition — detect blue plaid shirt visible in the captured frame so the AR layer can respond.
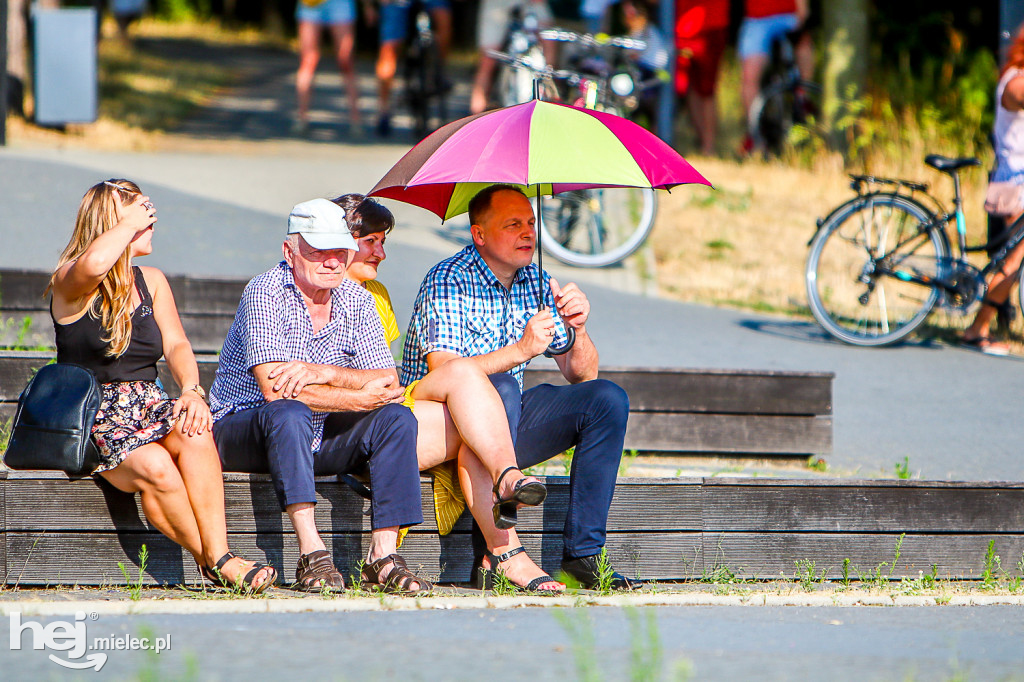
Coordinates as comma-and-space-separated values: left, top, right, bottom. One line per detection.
210, 262, 395, 451
400, 246, 567, 388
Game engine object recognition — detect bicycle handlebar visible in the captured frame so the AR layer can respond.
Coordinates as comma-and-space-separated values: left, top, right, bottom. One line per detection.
486, 49, 583, 84
538, 29, 646, 51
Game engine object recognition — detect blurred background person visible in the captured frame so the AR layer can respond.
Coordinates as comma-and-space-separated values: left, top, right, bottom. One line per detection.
111, 0, 147, 42
469, 0, 553, 114
294, 0, 362, 136
962, 24, 1024, 355
674, 0, 728, 155
620, 0, 669, 128
738, 0, 812, 154
366, 0, 452, 137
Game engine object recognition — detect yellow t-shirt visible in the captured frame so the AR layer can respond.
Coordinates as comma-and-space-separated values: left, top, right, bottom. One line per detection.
363, 279, 400, 347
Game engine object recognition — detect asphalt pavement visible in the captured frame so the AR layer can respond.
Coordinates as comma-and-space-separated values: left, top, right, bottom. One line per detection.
1, 605, 1021, 680
1, 40, 1023, 484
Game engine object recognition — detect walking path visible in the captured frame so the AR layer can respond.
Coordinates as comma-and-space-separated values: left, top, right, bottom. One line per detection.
2, 40, 1023, 481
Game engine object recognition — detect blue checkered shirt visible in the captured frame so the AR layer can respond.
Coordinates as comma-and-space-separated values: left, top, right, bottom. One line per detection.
210, 262, 395, 451
400, 246, 567, 388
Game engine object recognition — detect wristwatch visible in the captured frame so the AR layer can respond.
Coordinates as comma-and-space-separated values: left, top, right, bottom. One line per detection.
183, 384, 206, 400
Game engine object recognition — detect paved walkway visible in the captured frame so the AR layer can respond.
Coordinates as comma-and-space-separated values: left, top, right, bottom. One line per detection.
2, 40, 1023, 481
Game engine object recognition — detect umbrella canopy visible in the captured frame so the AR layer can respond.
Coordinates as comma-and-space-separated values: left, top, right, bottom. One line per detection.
368, 99, 711, 220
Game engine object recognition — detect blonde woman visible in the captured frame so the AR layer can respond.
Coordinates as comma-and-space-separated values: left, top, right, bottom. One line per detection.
48, 179, 276, 593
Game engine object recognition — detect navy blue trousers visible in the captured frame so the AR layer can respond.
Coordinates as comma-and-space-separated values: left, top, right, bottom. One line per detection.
483, 374, 629, 560
213, 400, 423, 530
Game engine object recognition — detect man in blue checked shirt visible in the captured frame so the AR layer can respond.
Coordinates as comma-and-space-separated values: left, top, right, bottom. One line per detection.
402, 184, 639, 590
210, 198, 431, 595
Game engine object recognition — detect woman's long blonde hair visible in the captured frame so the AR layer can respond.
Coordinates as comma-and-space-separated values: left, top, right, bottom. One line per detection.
48, 179, 141, 357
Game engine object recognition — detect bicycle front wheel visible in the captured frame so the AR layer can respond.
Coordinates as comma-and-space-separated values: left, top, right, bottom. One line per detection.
539, 188, 657, 268
805, 194, 949, 346
750, 80, 822, 155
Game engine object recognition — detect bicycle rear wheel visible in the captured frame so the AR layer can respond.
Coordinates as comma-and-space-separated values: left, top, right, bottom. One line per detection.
539, 187, 657, 267
805, 193, 949, 346
750, 80, 822, 155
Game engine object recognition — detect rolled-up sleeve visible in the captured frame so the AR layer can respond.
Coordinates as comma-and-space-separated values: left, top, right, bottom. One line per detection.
240, 284, 291, 370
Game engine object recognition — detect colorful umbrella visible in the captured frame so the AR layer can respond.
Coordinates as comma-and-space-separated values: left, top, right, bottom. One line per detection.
368, 99, 711, 353
368, 99, 710, 219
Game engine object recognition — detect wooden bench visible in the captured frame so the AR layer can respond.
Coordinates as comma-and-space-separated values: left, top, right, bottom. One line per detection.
1, 268, 834, 460
0, 352, 832, 461
2, 471, 1022, 585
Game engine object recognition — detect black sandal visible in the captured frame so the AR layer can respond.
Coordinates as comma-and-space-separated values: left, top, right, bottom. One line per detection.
295, 550, 345, 592
360, 554, 433, 594
471, 546, 564, 593
199, 552, 277, 594
492, 466, 547, 530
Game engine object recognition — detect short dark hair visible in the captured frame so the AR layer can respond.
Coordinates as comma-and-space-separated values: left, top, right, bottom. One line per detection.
329, 193, 395, 238
467, 184, 527, 226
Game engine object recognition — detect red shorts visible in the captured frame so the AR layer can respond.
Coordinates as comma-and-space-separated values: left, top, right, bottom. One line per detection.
675, 28, 727, 97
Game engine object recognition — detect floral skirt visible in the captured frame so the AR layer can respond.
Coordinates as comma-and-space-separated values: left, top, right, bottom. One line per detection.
91, 381, 176, 474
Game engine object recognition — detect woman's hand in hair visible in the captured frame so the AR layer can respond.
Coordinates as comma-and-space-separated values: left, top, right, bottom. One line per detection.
112, 190, 157, 235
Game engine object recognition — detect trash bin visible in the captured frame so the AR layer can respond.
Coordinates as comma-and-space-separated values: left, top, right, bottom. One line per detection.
33, 7, 98, 126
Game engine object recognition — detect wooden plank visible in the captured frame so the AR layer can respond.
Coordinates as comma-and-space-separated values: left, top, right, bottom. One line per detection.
705, 532, 1024, 580
0, 270, 245, 315
2, 531, 698, 585
2, 476, 703, 533
703, 483, 1024, 533
0, 470, 6, 583
525, 368, 833, 416
0, 270, 51, 310
0, 312, 54, 350
0, 352, 53, 401
625, 413, 832, 455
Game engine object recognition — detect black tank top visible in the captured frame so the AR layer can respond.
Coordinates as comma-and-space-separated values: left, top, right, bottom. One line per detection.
53, 266, 163, 384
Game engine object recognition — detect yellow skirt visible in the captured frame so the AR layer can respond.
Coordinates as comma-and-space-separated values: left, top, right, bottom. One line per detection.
397, 380, 468, 547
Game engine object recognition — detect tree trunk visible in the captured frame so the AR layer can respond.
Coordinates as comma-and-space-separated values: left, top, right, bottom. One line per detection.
822, 0, 868, 155
5, 0, 28, 117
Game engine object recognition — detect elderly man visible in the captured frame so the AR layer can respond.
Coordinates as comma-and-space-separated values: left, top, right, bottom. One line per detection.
401, 184, 638, 590
210, 198, 430, 594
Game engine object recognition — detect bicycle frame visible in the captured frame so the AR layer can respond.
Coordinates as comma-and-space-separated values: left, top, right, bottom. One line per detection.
830, 172, 1024, 298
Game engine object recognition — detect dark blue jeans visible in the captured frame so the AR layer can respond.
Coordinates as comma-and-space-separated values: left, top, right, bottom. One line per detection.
213, 400, 422, 530
485, 373, 629, 560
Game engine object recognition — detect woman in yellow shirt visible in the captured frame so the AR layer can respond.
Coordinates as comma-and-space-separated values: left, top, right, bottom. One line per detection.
339, 194, 564, 593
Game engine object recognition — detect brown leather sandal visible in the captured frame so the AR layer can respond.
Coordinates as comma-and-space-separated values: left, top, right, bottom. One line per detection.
295, 550, 345, 592
360, 554, 433, 594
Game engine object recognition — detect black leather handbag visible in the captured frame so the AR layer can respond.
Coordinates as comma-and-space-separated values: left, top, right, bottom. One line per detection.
4, 363, 102, 477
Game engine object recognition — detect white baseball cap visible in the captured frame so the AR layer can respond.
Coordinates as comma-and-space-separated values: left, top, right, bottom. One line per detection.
287, 198, 358, 251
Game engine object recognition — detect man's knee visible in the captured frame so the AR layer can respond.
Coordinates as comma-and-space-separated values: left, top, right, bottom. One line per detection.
372, 403, 417, 437
488, 372, 521, 406
257, 399, 313, 433
586, 379, 630, 427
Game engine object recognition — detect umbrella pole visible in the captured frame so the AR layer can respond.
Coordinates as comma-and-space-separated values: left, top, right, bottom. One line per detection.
536, 188, 576, 356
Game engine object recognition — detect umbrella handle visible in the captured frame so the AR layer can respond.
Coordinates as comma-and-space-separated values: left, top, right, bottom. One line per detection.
544, 326, 576, 357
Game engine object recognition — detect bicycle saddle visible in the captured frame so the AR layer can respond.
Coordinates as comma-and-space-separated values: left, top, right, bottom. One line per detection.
924, 154, 981, 172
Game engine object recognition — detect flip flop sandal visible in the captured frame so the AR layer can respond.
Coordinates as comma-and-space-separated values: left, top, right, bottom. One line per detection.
960, 335, 1010, 356
492, 466, 547, 530
360, 554, 433, 595
200, 552, 277, 594
295, 550, 345, 592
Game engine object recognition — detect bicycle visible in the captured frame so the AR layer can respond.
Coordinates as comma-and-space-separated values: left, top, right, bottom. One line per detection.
487, 31, 658, 268
401, 0, 448, 139
747, 29, 821, 156
494, 7, 548, 108
804, 153, 1024, 347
